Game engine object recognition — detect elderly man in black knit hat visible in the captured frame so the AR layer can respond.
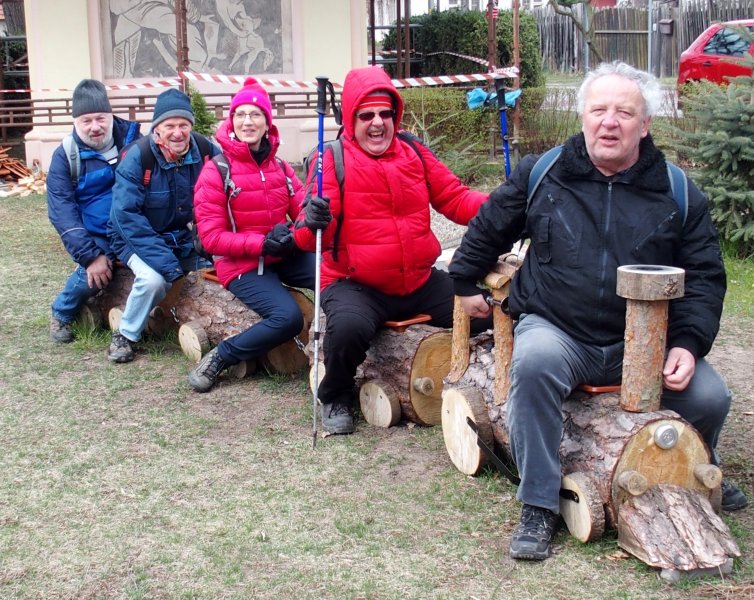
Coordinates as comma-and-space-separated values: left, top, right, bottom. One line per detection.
47, 79, 142, 344
107, 88, 219, 363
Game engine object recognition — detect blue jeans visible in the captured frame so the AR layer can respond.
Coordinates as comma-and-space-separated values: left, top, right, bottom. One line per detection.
218, 251, 315, 365
119, 253, 211, 342
51, 265, 103, 324
507, 313, 732, 513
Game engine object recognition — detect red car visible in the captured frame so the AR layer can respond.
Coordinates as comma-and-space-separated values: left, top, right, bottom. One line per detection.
677, 20, 754, 88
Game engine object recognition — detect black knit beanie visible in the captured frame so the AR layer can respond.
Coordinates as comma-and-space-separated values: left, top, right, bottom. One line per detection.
72, 79, 112, 118
151, 89, 195, 131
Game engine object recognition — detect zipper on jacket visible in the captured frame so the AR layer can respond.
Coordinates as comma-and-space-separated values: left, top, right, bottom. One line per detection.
633, 211, 676, 254
596, 181, 613, 319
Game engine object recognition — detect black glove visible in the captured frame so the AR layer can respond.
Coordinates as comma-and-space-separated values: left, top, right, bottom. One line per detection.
262, 223, 294, 257
303, 195, 332, 232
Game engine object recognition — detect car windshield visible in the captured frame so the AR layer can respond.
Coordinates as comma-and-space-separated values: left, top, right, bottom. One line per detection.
703, 26, 754, 56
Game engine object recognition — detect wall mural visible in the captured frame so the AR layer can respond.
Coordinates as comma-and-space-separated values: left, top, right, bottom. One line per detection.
101, 0, 293, 79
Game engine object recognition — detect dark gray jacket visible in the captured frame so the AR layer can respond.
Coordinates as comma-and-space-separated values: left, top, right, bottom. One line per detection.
450, 133, 726, 359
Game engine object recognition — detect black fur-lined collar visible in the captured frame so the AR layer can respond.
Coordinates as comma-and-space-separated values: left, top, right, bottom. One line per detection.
559, 132, 670, 192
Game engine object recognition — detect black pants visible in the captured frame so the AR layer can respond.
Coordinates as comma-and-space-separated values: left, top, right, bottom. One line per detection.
318, 269, 492, 405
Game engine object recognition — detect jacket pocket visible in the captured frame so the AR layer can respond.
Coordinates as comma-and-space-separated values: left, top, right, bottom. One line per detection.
144, 190, 172, 231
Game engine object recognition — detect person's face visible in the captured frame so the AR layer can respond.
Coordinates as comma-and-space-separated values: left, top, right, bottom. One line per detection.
73, 112, 114, 151
153, 117, 193, 156
232, 103, 267, 150
353, 106, 395, 156
581, 75, 651, 176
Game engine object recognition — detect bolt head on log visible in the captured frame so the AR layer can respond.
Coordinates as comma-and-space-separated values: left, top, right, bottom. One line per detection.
616, 265, 685, 301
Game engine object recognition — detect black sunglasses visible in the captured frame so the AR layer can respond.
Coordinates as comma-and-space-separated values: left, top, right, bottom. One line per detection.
356, 109, 395, 122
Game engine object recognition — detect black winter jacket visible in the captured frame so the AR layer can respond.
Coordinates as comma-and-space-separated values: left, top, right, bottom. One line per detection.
449, 133, 726, 359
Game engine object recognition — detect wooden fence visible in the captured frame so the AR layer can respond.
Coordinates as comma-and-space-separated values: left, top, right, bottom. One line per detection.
535, 0, 754, 77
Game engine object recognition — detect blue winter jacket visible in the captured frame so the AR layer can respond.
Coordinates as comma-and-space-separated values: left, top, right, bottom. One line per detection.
47, 116, 141, 267
108, 133, 218, 282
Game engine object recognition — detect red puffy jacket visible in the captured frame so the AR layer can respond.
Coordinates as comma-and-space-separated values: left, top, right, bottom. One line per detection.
293, 66, 487, 295
194, 118, 304, 287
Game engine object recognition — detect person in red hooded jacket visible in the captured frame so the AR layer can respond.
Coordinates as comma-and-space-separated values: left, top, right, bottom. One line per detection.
189, 77, 314, 392
293, 66, 491, 435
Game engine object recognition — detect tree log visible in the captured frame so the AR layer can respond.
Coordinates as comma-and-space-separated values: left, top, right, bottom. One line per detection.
356, 324, 452, 426
92, 268, 312, 374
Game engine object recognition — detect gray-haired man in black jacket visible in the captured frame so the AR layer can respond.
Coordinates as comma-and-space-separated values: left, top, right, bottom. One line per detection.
450, 61, 747, 561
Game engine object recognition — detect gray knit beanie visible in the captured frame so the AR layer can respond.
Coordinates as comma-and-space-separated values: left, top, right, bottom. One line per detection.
72, 79, 112, 118
151, 89, 195, 131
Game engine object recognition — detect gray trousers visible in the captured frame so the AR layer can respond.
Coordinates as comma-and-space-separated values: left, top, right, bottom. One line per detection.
507, 313, 731, 513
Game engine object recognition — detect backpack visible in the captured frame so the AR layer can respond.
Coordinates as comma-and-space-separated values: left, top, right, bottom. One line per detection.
118, 132, 214, 186
303, 131, 430, 260
527, 145, 689, 226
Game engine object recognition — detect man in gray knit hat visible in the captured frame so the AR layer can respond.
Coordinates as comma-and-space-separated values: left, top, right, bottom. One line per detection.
47, 78, 141, 343
107, 88, 218, 363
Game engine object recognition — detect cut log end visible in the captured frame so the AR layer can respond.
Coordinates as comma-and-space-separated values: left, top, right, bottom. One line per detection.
108, 307, 123, 332
360, 380, 401, 428
409, 330, 452, 426
179, 321, 210, 363
560, 472, 606, 542
441, 386, 491, 476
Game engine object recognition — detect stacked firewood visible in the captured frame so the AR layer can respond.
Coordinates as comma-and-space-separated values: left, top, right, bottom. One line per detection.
0, 147, 45, 197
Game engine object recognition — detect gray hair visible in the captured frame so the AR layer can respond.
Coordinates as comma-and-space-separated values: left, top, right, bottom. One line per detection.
576, 61, 663, 118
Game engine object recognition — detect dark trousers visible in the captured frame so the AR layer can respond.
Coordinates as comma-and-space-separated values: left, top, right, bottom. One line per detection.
218, 251, 315, 365
318, 268, 492, 405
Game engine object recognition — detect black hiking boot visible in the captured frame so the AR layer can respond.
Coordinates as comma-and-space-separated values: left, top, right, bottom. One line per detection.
50, 317, 74, 343
107, 331, 135, 363
509, 504, 560, 561
188, 347, 227, 393
721, 480, 748, 511
320, 401, 355, 435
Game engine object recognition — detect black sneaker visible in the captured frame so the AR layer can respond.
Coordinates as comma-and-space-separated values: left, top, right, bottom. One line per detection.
321, 401, 355, 435
50, 317, 74, 343
107, 331, 134, 363
509, 504, 560, 561
721, 480, 748, 511
188, 347, 227, 393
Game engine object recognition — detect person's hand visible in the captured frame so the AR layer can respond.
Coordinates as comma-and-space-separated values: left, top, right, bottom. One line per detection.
663, 347, 696, 391
303, 195, 332, 232
262, 223, 294, 257
86, 255, 113, 290
459, 294, 492, 319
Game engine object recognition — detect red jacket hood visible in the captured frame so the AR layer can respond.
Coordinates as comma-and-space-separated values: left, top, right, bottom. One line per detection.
341, 67, 404, 142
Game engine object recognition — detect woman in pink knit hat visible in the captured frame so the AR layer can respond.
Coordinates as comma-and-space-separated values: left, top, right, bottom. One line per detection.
189, 77, 314, 392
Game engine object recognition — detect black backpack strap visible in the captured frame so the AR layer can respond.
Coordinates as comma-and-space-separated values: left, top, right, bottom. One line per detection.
119, 137, 156, 187
397, 130, 431, 190
191, 132, 213, 163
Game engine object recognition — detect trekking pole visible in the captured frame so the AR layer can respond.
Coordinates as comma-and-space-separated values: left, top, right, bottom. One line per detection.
311, 75, 330, 448
494, 77, 511, 179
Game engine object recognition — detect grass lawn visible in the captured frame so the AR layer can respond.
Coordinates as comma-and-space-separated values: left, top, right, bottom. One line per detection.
0, 194, 751, 599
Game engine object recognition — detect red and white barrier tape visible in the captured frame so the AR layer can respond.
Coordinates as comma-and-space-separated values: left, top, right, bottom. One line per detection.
425, 51, 491, 68
180, 67, 517, 90
180, 72, 343, 89
0, 79, 181, 94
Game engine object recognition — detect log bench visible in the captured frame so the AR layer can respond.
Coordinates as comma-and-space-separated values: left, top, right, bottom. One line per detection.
82, 266, 313, 375
440, 259, 740, 575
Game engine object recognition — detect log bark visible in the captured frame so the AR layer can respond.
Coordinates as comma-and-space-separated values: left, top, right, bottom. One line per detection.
618, 485, 740, 571
356, 324, 452, 426
92, 268, 312, 374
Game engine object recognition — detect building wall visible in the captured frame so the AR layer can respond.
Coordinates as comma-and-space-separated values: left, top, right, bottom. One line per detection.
23, 0, 367, 169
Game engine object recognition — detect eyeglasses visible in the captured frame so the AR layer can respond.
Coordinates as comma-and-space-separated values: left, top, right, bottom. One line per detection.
233, 111, 265, 122
355, 109, 395, 123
